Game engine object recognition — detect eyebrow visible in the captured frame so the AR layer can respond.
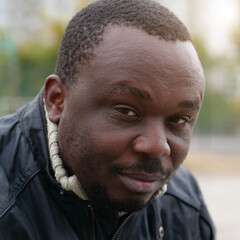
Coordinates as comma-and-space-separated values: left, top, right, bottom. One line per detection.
109, 83, 152, 101
178, 100, 200, 110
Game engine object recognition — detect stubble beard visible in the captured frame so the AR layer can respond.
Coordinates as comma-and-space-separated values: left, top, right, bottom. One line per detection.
81, 180, 161, 214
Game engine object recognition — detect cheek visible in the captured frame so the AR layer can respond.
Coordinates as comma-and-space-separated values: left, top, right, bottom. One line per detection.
58, 119, 121, 180
57, 116, 91, 172
169, 136, 190, 168
84, 118, 136, 160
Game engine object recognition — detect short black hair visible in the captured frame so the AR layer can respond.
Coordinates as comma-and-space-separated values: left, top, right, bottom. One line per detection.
55, 0, 192, 84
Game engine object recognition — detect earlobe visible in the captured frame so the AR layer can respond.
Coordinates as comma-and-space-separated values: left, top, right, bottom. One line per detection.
44, 74, 66, 124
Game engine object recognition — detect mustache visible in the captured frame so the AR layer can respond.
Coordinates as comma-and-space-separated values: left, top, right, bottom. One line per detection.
111, 158, 172, 178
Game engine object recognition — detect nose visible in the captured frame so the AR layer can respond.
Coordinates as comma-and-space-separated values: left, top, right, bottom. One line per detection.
132, 122, 171, 159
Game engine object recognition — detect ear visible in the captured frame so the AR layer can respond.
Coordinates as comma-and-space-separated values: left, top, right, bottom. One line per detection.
44, 74, 66, 124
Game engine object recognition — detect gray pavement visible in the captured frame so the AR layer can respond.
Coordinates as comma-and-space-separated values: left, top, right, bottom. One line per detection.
194, 173, 240, 240
185, 135, 240, 240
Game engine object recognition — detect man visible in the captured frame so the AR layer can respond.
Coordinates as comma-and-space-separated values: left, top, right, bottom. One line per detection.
0, 0, 215, 239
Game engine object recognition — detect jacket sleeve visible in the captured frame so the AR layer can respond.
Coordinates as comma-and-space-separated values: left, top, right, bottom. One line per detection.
160, 166, 216, 240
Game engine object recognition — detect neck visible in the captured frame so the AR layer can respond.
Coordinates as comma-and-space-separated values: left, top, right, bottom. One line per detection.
44, 102, 88, 200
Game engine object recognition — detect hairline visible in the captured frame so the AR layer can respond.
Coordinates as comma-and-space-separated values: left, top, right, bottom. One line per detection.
54, 0, 193, 86
62, 23, 193, 88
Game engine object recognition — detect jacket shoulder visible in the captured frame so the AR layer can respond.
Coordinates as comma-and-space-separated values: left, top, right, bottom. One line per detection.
166, 166, 203, 209
157, 166, 215, 239
0, 96, 43, 218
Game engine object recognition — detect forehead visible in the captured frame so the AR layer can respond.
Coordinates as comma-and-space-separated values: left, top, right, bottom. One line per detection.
76, 25, 204, 100
86, 26, 203, 79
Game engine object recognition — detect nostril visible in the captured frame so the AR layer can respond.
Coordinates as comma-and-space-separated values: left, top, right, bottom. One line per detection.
162, 139, 171, 156
156, 138, 171, 157
132, 136, 171, 158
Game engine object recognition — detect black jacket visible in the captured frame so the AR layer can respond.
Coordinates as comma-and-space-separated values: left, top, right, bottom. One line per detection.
0, 91, 215, 240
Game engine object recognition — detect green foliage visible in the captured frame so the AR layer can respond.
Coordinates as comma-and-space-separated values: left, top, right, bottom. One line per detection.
0, 42, 58, 97
195, 87, 240, 135
192, 36, 211, 68
193, 35, 240, 135
0, 19, 64, 97
18, 44, 58, 96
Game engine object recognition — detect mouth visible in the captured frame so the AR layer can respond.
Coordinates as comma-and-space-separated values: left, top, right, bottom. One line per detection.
118, 171, 167, 194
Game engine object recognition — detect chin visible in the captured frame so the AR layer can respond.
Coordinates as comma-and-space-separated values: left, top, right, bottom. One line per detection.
110, 190, 161, 213
90, 193, 150, 213
97, 194, 158, 214
112, 198, 149, 213
83, 181, 160, 213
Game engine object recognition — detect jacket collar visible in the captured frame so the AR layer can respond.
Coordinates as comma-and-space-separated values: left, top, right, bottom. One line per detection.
21, 89, 58, 185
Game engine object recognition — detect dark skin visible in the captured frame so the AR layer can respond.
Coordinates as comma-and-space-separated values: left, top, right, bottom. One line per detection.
44, 26, 205, 213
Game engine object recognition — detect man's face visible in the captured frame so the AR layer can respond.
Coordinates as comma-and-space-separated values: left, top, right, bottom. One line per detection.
57, 26, 205, 212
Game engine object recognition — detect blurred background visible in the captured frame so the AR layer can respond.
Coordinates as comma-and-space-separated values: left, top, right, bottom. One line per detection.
0, 0, 239, 239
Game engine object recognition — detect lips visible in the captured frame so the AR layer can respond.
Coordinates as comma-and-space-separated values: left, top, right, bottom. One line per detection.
118, 171, 166, 193
122, 173, 165, 182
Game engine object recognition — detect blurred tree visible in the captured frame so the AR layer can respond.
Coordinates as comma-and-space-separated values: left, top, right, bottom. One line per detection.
0, 32, 20, 96
193, 35, 240, 135
0, 0, 94, 98
17, 18, 65, 96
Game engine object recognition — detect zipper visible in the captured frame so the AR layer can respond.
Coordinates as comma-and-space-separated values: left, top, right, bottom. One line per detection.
88, 205, 96, 240
111, 213, 134, 240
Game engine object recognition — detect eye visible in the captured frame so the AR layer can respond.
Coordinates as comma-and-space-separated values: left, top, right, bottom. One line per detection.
171, 116, 190, 124
116, 107, 137, 117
